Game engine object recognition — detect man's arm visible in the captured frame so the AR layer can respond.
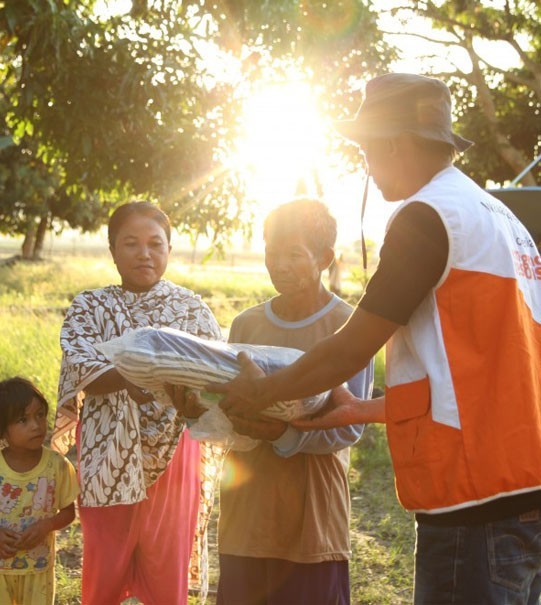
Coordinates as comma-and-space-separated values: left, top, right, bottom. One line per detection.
212, 308, 399, 416
292, 395, 386, 431
271, 420, 364, 457
213, 374, 366, 455
212, 202, 448, 417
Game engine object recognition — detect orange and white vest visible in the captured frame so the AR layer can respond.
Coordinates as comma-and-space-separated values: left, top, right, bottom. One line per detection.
385, 166, 541, 514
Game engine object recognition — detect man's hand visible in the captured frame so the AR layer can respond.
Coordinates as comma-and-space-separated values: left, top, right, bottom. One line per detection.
291, 386, 386, 431
0, 527, 20, 558
164, 384, 206, 419
229, 414, 288, 441
208, 352, 271, 417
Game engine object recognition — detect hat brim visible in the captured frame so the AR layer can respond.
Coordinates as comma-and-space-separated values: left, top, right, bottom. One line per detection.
334, 119, 473, 153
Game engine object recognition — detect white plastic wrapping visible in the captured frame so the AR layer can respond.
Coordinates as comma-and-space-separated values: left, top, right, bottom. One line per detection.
96, 327, 330, 450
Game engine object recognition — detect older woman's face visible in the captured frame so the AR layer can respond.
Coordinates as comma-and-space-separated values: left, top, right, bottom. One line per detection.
110, 213, 171, 292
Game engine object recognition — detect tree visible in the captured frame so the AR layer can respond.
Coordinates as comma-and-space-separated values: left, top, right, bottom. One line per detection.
0, 0, 394, 254
0, 102, 110, 258
209, 1, 395, 112
383, 0, 541, 186
0, 0, 241, 253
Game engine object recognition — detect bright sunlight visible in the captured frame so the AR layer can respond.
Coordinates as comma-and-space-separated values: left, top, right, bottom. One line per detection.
231, 78, 395, 249
234, 80, 328, 208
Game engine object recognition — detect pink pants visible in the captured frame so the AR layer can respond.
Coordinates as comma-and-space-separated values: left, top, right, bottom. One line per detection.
79, 431, 201, 605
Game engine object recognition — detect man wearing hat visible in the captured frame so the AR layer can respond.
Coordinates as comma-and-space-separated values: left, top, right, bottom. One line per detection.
213, 73, 541, 603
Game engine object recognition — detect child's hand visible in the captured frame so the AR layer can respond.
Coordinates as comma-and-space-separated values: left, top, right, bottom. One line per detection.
0, 527, 20, 558
16, 518, 53, 551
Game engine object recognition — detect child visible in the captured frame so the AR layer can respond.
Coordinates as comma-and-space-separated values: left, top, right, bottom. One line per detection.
0, 377, 79, 605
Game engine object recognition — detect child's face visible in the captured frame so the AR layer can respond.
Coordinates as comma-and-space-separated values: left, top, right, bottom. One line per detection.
4, 397, 47, 452
265, 231, 323, 296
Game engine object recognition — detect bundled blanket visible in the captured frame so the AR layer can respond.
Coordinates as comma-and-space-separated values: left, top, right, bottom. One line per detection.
96, 327, 329, 450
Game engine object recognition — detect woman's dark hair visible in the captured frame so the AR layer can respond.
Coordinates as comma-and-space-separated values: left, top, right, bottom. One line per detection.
108, 202, 171, 247
264, 198, 337, 255
0, 377, 49, 437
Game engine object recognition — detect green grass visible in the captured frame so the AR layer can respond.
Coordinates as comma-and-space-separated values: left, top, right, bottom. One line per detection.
349, 425, 415, 603
0, 255, 413, 604
0, 308, 63, 410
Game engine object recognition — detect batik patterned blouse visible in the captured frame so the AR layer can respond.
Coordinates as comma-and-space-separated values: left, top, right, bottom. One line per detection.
51, 279, 222, 596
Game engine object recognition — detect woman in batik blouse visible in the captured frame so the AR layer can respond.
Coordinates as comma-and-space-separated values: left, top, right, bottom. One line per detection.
52, 202, 222, 605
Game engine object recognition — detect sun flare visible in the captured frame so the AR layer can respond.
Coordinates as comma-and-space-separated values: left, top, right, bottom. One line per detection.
234, 81, 328, 207
230, 77, 394, 249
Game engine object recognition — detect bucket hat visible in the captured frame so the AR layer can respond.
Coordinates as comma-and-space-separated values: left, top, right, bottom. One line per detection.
336, 73, 473, 152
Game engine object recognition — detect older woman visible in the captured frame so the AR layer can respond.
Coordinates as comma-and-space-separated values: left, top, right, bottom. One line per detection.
52, 202, 221, 605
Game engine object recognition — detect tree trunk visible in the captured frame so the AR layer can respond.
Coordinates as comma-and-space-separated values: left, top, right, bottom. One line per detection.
21, 224, 36, 260
33, 215, 49, 259
466, 43, 537, 186
190, 233, 199, 264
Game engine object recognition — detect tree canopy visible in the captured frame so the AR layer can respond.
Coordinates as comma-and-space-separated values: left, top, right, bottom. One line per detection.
0, 0, 539, 258
0, 0, 393, 256
383, 0, 541, 185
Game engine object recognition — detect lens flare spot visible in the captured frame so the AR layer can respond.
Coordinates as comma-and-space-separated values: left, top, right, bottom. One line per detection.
220, 456, 253, 490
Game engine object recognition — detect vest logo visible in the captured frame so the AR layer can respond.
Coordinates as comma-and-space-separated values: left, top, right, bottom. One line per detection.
513, 250, 541, 281
480, 199, 520, 223
516, 236, 536, 248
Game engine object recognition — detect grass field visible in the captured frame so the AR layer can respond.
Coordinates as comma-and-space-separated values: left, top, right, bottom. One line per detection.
0, 253, 415, 604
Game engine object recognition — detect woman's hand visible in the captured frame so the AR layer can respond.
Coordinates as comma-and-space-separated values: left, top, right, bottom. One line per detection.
124, 381, 154, 405
164, 384, 206, 419
0, 527, 20, 558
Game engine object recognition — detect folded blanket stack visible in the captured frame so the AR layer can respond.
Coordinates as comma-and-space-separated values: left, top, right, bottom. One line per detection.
96, 327, 329, 449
